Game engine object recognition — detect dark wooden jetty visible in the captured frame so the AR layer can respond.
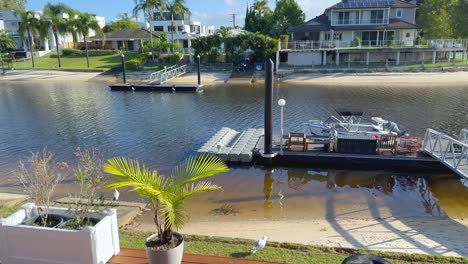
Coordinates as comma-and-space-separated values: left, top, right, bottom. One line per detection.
109, 84, 200, 92
253, 147, 450, 173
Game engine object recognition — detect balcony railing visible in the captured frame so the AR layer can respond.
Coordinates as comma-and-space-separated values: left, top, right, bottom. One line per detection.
332, 18, 389, 25
282, 40, 418, 50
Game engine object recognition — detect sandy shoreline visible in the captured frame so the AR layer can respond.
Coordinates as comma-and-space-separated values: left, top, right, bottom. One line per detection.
2, 70, 468, 87
126, 212, 468, 257
279, 72, 468, 87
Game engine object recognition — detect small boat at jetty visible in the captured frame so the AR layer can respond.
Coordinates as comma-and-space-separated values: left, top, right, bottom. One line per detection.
306, 110, 407, 138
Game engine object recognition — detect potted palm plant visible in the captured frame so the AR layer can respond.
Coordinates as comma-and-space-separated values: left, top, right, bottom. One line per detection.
104, 154, 228, 264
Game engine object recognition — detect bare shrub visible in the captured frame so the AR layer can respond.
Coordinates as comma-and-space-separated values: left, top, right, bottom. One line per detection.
68, 148, 107, 228
16, 150, 68, 227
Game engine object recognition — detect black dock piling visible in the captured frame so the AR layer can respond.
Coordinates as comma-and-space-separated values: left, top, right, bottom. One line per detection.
264, 59, 274, 162
197, 54, 201, 86
121, 54, 127, 84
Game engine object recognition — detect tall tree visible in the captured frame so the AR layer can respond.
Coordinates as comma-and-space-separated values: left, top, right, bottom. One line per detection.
18, 10, 40, 68
453, 0, 468, 38
244, 0, 273, 36
134, 0, 166, 59
416, 0, 455, 39
104, 19, 140, 32
72, 12, 103, 68
0, 0, 26, 11
0, 30, 16, 73
42, 3, 74, 68
274, 0, 304, 28
166, 0, 189, 53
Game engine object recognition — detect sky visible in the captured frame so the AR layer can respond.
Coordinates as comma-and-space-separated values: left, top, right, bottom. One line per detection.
26, 0, 338, 28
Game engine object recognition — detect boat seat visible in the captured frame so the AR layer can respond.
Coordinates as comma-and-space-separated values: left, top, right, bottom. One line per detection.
288, 132, 307, 152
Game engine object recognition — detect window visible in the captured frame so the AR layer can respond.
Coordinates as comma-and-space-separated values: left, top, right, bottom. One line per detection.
336, 11, 350, 24
370, 10, 384, 24
396, 8, 403, 18
178, 26, 184, 32
406, 32, 411, 38
324, 33, 342, 41
154, 26, 164, 32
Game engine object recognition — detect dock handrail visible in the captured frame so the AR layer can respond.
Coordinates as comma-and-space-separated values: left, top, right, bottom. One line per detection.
149, 64, 181, 84
423, 128, 468, 179
159, 65, 187, 84
460, 128, 468, 144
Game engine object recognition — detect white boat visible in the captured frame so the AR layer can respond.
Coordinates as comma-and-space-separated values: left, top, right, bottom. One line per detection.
306, 111, 406, 138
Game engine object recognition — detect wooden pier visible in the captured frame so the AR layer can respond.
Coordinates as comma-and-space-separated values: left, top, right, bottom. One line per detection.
109, 84, 200, 92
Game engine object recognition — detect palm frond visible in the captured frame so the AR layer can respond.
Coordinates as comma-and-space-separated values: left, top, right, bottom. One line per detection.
181, 181, 221, 199
171, 154, 228, 187
104, 157, 166, 200
159, 197, 188, 231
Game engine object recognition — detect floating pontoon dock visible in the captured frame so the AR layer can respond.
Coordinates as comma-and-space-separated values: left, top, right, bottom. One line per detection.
109, 84, 200, 92
197, 128, 264, 163
198, 127, 453, 174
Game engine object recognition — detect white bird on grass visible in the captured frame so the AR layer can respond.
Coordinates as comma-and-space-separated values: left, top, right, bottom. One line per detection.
113, 188, 120, 201
251, 236, 268, 254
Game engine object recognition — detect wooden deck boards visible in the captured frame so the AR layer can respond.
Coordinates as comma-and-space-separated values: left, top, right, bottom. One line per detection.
108, 249, 284, 264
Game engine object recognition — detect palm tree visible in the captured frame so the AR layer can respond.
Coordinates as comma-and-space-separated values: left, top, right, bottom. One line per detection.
71, 12, 103, 68
18, 11, 40, 68
134, 0, 166, 59
166, 0, 189, 53
0, 30, 17, 73
42, 3, 74, 68
253, 0, 270, 16
104, 154, 228, 245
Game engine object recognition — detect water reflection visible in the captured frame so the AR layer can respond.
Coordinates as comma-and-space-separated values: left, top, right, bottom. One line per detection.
245, 167, 462, 219
263, 170, 273, 219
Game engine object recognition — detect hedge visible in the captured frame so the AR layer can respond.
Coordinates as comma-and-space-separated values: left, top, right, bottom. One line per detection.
160, 53, 183, 64
61, 48, 120, 57
126, 53, 149, 70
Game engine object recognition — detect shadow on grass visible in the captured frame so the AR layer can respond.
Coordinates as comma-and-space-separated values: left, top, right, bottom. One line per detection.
230, 252, 251, 258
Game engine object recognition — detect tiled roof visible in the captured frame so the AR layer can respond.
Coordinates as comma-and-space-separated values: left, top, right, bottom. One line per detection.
89, 28, 160, 41
329, 0, 416, 10
289, 17, 419, 33
289, 14, 331, 33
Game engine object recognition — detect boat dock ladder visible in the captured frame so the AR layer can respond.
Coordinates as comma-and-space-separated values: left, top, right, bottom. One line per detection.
423, 128, 468, 179
149, 64, 187, 85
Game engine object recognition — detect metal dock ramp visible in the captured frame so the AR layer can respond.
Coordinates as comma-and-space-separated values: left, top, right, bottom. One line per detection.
197, 128, 264, 163
423, 128, 468, 179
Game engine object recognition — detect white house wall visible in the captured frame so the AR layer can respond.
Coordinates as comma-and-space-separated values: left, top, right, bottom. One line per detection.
288, 52, 322, 66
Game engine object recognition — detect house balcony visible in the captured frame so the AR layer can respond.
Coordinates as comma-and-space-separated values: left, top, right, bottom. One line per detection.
331, 18, 389, 26
282, 40, 419, 51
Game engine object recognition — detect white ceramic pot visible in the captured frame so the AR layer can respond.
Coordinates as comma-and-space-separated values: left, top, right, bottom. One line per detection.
146, 233, 184, 264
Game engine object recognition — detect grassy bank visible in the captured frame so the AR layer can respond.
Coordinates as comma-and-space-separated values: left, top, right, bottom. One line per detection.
8, 53, 138, 71
120, 230, 467, 264
0, 204, 20, 218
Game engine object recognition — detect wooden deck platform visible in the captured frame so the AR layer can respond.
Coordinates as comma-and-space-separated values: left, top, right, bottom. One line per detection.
108, 249, 284, 264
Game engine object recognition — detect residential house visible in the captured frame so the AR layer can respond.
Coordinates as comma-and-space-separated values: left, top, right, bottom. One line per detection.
0, 10, 105, 56
151, 11, 215, 54
289, 0, 420, 47
89, 28, 160, 52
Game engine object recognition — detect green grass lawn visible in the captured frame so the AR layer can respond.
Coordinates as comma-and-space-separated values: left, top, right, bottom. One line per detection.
9, 53, 139, 72
120, 230, 468, 264
0, 204, 20, 218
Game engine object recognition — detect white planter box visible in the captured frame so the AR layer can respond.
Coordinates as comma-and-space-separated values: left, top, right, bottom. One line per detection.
0, 203, 120, 264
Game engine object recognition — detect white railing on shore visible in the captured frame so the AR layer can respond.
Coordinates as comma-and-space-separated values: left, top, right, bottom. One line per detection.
282, 40, 418, 50
428, 39, 468, 49
149, 64, 187, 84
282, 39, 468, 51
423, 128, 468, 179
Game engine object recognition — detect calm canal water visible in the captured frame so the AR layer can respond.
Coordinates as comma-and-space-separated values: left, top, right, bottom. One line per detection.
1, 80, 467, 219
